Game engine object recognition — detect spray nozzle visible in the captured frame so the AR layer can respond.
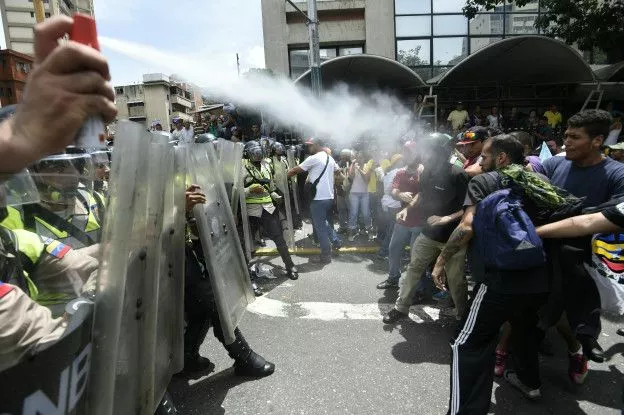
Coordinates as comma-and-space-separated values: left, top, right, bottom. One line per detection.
70, 13, 100, 51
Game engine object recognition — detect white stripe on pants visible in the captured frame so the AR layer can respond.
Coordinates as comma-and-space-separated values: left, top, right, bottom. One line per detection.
450, 283, 488, 415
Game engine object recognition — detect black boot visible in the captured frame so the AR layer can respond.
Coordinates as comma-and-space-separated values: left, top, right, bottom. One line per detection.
226, 328, 275, 377
183, 355, 215, 373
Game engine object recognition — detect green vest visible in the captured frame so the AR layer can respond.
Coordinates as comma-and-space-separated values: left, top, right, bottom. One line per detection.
244, 160, 274, 205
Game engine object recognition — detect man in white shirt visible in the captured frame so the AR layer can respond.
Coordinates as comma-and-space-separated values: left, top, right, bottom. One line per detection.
288, 137, 341, 264
171, 119, 185, 143
447, 102, 470, 133
487, 106, 503, 129
183, 121, 194, 144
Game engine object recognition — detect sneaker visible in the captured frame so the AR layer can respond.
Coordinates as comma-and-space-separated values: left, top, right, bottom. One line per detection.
376, 279, 398, 289
433, 290, 449, 302
286, 266, 299, 280
494, 350, 508, 377
347, 231, 357, 242
568, 351, 589, 385
383, 309, 407, 324
333, 239, 343, 250
504, 370, 542, 400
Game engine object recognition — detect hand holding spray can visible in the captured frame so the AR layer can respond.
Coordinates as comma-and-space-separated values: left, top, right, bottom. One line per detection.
70, 13, 106, 149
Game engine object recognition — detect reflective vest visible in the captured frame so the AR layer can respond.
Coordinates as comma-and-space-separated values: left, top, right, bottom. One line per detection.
27, 189, 101, 249
244, 160, 274, 205
0, 206, 24, 230
12, 229, 74, 306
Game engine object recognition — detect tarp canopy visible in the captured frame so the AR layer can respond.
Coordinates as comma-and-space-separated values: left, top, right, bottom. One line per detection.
427, 36, 595, 86
594, 61, 624, 82
294, 54, 425, 91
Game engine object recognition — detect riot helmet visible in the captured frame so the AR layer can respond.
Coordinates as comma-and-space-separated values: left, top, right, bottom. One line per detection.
421, 132, 454, 165
271, 142, 286, 157
248, 143, 264, 163
30, 153, 94, 208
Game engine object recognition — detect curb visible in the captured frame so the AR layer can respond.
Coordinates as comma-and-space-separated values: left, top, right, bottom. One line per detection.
253, 246, 381, 256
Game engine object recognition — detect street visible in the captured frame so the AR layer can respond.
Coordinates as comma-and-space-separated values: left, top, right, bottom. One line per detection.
171, 235, 624, 415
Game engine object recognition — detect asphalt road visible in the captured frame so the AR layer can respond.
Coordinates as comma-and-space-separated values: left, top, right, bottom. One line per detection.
170, 237, 624, 415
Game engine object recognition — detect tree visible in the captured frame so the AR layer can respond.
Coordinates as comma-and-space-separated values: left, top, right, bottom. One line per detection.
463, 0, 624, 63
397, 45, 428, 67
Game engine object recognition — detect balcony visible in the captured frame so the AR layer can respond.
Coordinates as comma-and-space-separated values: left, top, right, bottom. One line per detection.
170, 93, 192, 109
171, 111, 193, 122
128, 105, 146, 118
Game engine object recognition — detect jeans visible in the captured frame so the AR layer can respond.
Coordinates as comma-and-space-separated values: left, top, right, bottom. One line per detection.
336, 193, 349, 229
348, 192, 371, 230
378, 207, 400, 257
395, 233, 467, 317
310, 199, 340, 257
388, 222, 421, 283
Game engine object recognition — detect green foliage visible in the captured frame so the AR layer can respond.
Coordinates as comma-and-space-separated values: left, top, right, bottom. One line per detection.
463, 0, 624, 63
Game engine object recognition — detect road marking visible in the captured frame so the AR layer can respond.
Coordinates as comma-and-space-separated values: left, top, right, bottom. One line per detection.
247, 296, 442, 322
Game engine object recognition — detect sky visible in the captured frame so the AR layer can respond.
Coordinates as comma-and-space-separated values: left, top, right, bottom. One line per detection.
94, 0, 265, 86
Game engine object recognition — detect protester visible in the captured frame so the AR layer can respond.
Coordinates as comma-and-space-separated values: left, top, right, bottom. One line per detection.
470, 105, 485, 127
447, 102, 470, 133
487, 106, 503, 129
376, 142, 423, 289
376, 154, 404, 260
336, 149, 353, 234
544, 104, 563, 129
542, 109, 624, 382
608, 142, 624, 162
347, 150, 373, 242
509, 130, 546, 174
456, 126, 489, 173
383, 133, 469, 323
432, 135, 559, 412
535, 115, 554, 145
605, 111, 623, 146
288, 137, 341, 264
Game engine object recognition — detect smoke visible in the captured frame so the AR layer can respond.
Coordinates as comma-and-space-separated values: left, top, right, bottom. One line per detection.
100, 36, 420, 150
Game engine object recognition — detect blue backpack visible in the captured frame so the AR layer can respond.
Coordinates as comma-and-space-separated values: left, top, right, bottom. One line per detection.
473, 188, 546, 270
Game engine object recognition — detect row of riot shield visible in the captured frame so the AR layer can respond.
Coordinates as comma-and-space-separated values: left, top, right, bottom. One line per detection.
88, 121, 186, 415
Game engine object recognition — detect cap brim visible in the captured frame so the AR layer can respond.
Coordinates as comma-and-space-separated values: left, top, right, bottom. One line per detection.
457, 140, 476, 145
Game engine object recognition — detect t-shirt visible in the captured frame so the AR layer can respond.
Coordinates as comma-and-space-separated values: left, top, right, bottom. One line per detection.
487, 114, 503, 129
543, 156, 624, 208
419, 164, 469, 243
464, 171, 549, 294
447, 110, 469, 131
544, 111, 562, 128
602, 202, 624, 228
392, 168, 422, 228
381, 168, 402, 211
300, 151, 338, 201
350, 160, 372, 193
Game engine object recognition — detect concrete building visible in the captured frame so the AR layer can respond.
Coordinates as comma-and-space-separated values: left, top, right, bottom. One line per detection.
261, 0, 552, 81
0, 0, 95, 55
261, 0, 395, 78
114, 73, 195, 131
0, 48, 33, 106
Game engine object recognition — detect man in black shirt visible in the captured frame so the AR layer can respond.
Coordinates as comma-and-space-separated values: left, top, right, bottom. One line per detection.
432, 135, 551, 414
383, 133, 469, 323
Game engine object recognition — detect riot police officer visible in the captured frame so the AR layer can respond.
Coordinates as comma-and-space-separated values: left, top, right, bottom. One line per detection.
243, 141, 298, 280
183, 185, 276, 376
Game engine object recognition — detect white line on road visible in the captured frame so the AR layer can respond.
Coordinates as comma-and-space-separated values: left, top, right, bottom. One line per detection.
247, 295, 441, 322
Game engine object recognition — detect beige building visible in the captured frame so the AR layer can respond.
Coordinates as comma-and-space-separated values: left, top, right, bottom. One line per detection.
0, 0, 95, 55
261, 0, 395, 78
114, 73, 195, 132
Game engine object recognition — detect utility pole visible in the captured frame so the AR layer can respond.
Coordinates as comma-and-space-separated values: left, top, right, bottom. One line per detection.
33, 0, 46, 23
285, 0, 322, 96
306, 0, 322, 97
236, 53, 240, 77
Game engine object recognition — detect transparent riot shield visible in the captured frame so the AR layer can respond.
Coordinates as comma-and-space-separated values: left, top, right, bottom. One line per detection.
188, 143, 255, 345
89, 121, 184, 415
272, 156, 295, 249
287, 149, 301, 217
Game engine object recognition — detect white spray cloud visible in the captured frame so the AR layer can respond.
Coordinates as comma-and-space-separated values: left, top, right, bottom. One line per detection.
99, 36, 418, 148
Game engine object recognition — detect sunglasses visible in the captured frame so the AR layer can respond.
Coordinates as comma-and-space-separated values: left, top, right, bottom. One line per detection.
463, 131, 477, 141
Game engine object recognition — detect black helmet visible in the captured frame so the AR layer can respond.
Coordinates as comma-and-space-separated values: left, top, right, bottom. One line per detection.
195, 133, 217, 143
244, 140, 263, 161
271, 142, 286, 156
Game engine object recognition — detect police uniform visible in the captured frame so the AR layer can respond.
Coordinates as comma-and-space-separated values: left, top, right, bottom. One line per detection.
243, 159, 296, 277
0, 282, 67, 372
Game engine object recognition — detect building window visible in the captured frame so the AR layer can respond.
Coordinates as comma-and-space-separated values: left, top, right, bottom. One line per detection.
288, 45, 363, 79
0, 88, 4, 97
394, 0, 543, 79
45, 12, 50, 18
115, 87, 124, 95
7, 88, 12, 98
30, 12, 34, 18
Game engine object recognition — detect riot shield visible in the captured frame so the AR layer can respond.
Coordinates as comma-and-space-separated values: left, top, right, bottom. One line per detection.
89, 121, 185, 415
0, 302, 94, 414
272, 156, 295, 249
188, 143, 255, 345
287, 149, 301, 217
